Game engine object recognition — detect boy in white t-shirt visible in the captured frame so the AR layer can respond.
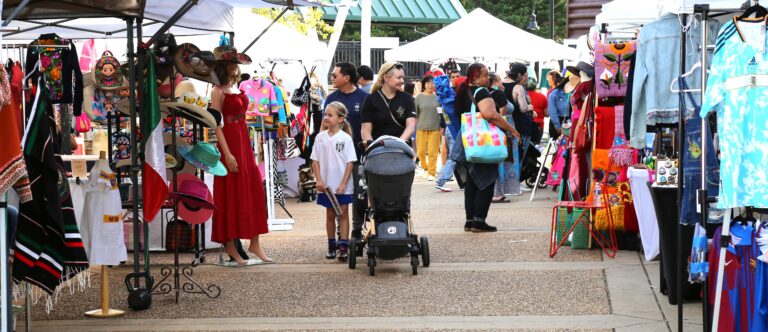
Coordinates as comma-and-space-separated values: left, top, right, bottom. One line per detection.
311, 102, 358, 262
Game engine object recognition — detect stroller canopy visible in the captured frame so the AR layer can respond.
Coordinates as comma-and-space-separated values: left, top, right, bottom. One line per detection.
363, 136, 416, 176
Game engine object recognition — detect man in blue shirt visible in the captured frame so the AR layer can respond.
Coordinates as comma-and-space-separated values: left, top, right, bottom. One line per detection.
324, 62, 369, 240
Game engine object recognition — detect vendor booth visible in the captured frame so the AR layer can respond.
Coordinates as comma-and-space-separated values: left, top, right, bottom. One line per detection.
0, 0, 325, 330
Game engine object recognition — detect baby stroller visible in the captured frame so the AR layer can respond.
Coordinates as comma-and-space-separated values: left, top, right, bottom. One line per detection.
520, 142, 549, 189
349, 136, 430, 275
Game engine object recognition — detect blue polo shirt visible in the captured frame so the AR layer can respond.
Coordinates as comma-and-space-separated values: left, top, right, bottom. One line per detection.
324, 87, 369, 159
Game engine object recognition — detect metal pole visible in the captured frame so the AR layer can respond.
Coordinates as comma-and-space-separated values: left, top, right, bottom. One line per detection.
1, 195, 8, 332
126, 16, 141, 289
695, 5, 710, 331
550, 0, 555, 40
676, 14, 687, 331
242, 7, 290, 54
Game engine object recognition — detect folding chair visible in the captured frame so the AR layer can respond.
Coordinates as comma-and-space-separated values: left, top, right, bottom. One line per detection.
549, 180, 617, 258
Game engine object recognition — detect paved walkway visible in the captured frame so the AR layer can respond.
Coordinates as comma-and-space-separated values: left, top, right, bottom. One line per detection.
21, 176, 705, 331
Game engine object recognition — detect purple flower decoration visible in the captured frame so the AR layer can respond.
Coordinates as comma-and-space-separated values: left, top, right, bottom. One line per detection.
40, 55, 51, 68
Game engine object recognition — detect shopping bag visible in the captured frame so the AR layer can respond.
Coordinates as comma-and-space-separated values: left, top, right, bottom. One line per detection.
546, 139, 568, 186
460, 88, 507, 163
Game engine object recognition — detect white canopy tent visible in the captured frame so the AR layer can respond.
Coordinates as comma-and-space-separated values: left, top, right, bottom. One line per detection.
384, 8, 578, 63
1, 0, 322, 40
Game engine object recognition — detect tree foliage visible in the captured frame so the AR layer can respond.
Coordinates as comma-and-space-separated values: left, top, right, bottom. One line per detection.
461, 0, 568, 42
253, 8, 335, 39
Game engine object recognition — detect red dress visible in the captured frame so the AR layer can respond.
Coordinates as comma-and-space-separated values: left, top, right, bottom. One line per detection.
212, 91, 268, 243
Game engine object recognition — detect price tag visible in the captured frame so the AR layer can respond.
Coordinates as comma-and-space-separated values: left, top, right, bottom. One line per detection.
436, 106, 443, 114
72, 159, 88, 179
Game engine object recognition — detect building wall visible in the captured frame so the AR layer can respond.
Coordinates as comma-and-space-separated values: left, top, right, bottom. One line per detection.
567, 0, 611, 39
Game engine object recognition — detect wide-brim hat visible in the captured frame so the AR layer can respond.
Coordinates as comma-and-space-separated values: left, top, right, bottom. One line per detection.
116, 98, 137, 117
178, 141, 228, 176
214, 45, 252, 65
168, 175, 215, 218
174, 43, 220, 86
171, 174, 214, 225
566, 61, 594, 79
159, 81, 217, 128
115, 154, 177, 169
563, 72, 581, 94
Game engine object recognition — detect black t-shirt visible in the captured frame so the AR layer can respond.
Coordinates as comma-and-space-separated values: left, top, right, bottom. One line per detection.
455, 86, 492, 114
361, 90, 416, 139
490, 89, 507, 111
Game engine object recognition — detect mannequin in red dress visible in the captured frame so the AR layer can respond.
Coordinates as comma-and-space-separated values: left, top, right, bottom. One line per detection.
211, 56, 271, 265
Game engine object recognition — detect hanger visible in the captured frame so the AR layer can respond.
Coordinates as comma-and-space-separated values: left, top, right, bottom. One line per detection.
670, 62, 703, 93
740, 2, 768, 19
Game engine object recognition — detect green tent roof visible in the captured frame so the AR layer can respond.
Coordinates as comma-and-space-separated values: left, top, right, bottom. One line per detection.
320, 0, 466, 24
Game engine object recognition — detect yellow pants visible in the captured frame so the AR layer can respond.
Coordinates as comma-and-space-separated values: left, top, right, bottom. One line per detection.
416, 129, 441, 177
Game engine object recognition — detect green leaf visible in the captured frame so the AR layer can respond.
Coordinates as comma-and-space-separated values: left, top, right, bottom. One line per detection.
622, 53, 634, 61
603, 54, 617, 62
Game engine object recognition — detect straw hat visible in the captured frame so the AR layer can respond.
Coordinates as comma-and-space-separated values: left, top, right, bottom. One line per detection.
213, 45, 252, 65
563, 72, 581, 94
159, 81, 217, 128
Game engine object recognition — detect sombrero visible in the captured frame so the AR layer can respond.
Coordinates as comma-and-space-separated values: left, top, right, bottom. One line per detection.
169, 174, 215, 225
173, 43, 219, 86
213, 45, 252, 65
163, 132, 196, 177
563, 72, 581, 94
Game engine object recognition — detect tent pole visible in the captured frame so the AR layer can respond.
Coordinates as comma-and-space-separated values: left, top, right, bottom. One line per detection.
2, 0, 30, 26
143, 0, 198, 48
4, 18, 72, 37
125, 16, 141, 289
242, 7, 289, 54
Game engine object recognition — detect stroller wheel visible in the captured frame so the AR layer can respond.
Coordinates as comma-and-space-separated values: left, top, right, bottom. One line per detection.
538, 169, 549, 189
410, 256, 419, 275
348, 241, 357, 269
420, 237, 430, 267
368, 257, 376, 276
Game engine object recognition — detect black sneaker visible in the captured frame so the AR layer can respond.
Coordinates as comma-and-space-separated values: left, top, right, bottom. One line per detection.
464, 221, 474, 232
471, 221, 498, 233
338, 248, 348, 262
326, 249, 337, 259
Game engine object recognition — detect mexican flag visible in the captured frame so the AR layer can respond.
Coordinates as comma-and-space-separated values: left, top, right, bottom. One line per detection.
141, 54, 168, 221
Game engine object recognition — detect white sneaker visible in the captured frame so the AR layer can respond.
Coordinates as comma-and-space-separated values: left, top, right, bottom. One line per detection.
435, 184, 452, 192
427, 176, 436, 181
521, 187, 532, 192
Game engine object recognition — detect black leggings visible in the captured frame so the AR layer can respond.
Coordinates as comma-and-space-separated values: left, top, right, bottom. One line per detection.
464, 174, 495, 220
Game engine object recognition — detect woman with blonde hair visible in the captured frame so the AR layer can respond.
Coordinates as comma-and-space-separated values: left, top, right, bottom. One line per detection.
360, 62, 417, 145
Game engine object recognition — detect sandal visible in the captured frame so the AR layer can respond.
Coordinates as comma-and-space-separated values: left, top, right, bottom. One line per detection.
491, 196, 508, 203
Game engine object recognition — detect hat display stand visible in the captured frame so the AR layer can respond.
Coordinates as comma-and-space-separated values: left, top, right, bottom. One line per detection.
261, 114, 294, 231
151, 68, 220, 303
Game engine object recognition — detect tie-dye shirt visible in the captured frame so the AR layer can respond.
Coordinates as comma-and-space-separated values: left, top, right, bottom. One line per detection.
701, 17, 768, 209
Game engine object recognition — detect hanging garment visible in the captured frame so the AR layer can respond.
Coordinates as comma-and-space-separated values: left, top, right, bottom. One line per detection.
594, 41, 636, 98
212, 90, 268, 243
700, 17, 768, 209
0, 64, 31, 201
14, 86, 88, 294
240, 78, 278, 119
10, 61, 23, 133
80, 160, 126, 265
25, 33, 84, 115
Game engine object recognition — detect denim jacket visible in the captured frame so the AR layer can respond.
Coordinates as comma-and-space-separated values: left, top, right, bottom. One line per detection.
547, 88, 569, 129
629, 13, 720, 148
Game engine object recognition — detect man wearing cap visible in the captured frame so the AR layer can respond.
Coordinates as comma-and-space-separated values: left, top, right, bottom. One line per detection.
324, 62, 369, 240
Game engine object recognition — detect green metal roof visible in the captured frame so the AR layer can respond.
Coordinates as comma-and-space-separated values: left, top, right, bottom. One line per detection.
320, 0, 466, 24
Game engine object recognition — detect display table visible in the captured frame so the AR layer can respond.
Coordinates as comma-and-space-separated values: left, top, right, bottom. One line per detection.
649, 184, 699, 305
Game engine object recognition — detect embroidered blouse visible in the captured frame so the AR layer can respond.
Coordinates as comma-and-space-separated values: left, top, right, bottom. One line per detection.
25, 34, 84, 116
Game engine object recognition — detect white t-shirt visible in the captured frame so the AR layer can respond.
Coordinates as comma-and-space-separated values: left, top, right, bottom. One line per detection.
310, 130, 357, 194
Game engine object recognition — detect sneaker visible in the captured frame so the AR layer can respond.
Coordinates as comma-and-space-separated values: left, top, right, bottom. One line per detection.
471, 221, 498, 233
435, 184, 452, 192
338, 248, 348, 262
521, 187, 532, 192
427, 175, 436, 181
326, 249, 337, 259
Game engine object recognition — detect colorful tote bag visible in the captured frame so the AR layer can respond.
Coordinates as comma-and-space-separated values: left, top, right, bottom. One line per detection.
546, 138, 568, 186
594, 41, 636, 97
460, 88, 508, 164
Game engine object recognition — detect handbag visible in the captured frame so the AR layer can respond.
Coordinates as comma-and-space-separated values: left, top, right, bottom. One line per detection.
278, 137, 300, 159
75, 111, 92, 133
291, 66, 314, 107
573, 93, 593, 153
165, 220, 196, 252
460, 88, 508, 163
